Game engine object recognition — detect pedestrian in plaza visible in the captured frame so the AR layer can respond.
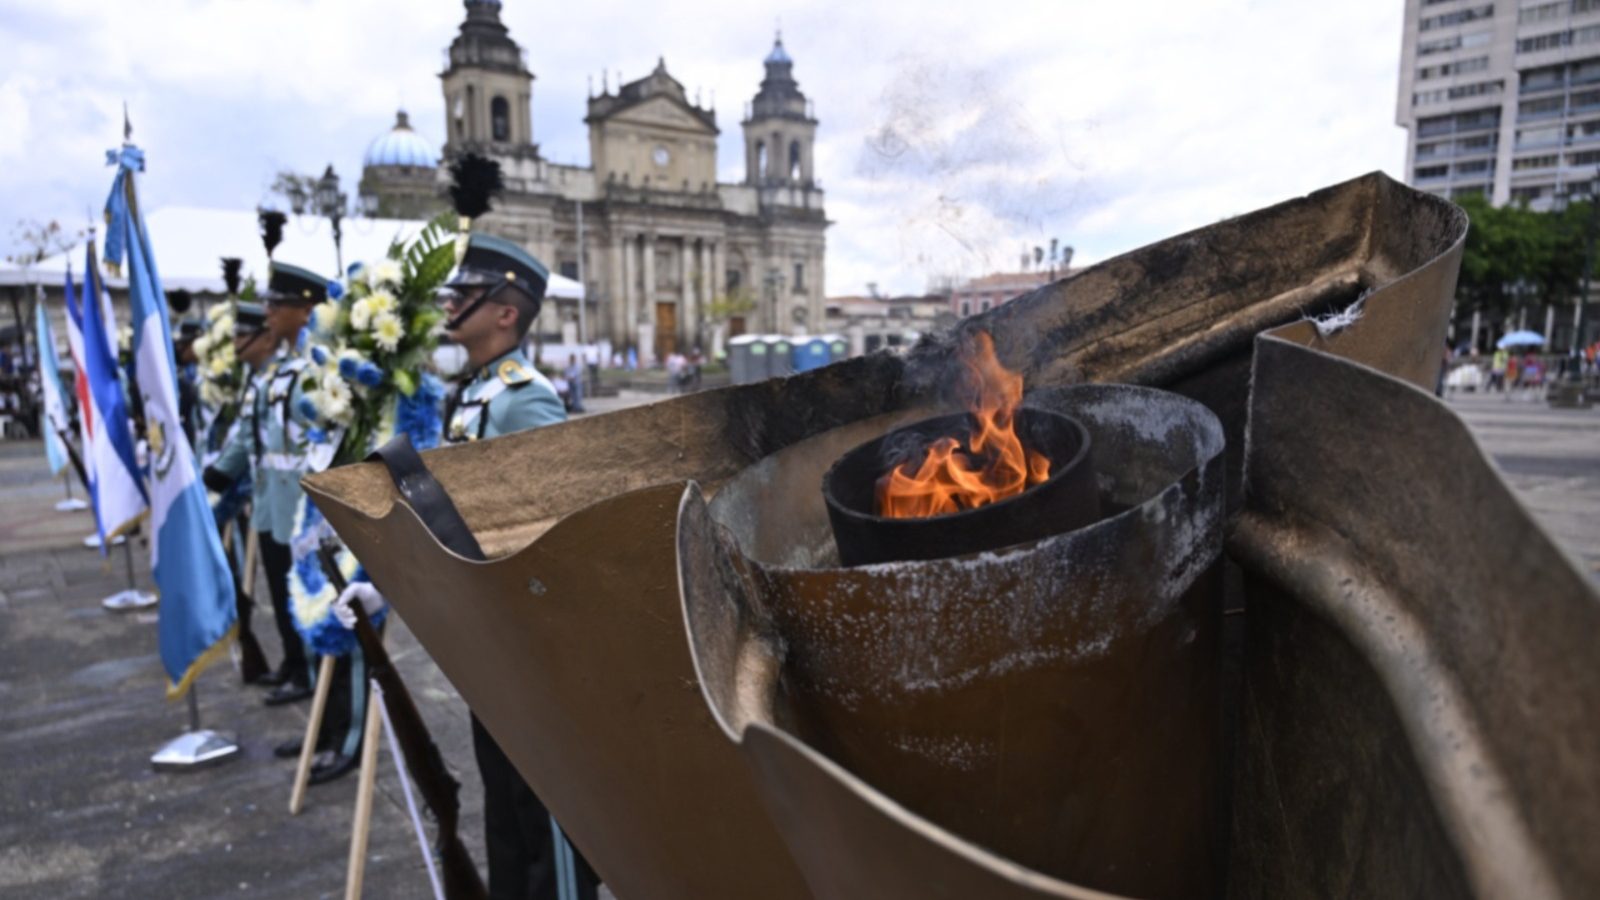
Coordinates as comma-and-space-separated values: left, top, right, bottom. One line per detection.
564, 353, 586, 413
1490, 346, 1508, 392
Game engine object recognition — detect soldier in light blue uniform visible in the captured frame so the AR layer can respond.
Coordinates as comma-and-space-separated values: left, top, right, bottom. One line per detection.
439, 233, 597, 900
205, 263, 323, 705
441, 233, 566, 443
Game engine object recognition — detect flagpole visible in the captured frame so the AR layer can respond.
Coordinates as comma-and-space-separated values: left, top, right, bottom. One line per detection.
101, 535, 157, 611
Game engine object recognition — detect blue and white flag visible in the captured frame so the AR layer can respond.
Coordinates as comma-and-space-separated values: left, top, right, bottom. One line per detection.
105, 143, 237, 698
34, 296, 71, 476
78, 240, 147, 547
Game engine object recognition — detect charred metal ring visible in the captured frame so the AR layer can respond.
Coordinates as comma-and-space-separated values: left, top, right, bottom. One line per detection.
822, 408, 1100, 567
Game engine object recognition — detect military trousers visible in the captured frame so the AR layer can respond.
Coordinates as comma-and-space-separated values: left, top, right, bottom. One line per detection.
472, 714, 599, 900
257, 533, 310, 687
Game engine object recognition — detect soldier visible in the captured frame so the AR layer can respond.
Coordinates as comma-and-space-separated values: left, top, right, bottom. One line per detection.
339, 233, 597, 899
205, 263, 323, 705
173, 318, 203, 446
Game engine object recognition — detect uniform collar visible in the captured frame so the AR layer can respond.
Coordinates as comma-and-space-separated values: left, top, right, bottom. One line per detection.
466, 346, 529, 384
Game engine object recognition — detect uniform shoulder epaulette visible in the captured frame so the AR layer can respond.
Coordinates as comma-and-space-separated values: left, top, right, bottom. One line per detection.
497, 358, 533, 387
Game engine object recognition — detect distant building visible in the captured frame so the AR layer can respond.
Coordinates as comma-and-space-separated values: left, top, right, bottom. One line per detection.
1394, 0, 1600, 208
358, 111, 441, 220
948, 270, 1072, 318
360, 0, 829, 363
823, 291, 952, 356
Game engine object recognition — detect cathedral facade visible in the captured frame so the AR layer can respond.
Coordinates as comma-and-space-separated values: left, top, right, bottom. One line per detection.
362, 0, 828, 362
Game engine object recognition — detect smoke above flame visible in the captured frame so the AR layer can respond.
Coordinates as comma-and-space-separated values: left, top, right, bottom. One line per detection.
876, 331, 1050, 519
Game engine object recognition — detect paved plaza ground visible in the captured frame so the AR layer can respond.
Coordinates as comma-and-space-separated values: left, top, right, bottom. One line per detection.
0, 387, 1595, 898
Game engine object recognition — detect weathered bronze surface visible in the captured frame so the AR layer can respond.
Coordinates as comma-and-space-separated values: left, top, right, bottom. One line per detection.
683, 385, 1226, 898
301, 172, 1600, 898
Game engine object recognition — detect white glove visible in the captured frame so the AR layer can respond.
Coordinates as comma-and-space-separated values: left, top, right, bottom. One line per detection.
333, 581, 386, 630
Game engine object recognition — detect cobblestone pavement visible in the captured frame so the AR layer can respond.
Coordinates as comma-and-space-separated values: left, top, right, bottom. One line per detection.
1, 389, 1594, 898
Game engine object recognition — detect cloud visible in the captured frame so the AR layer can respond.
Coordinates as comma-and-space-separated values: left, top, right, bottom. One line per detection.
0, 0, 1406, 296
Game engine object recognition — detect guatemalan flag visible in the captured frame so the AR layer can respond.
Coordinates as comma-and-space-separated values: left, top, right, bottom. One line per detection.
74, 242, 147, 547
105, 143, 237, 698
33, 296, 72, 477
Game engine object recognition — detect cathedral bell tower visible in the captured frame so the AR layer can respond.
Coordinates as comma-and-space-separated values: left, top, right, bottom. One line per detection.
743, 34, 817, 187
440, 0, 537, 158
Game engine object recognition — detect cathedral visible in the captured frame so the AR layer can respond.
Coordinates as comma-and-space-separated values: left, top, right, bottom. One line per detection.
360, 0, 828, 363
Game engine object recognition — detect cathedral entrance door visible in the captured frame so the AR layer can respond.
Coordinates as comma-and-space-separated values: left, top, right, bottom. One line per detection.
656, 302, 678, 361
729, 316, 746, 338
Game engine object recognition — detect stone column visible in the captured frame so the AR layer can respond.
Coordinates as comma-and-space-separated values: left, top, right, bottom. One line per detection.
681, 237, 696, 353
641, 233, 657, 366
607, 235, 625, 353
621, 235, 637, 352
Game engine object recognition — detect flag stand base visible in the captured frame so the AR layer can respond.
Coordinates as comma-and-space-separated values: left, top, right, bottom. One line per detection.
55, 498, 88, 512
102, 589, 158, 612
152, 688, 239, 771
83, 533, 127, 549
103, 540, 155, 611
150, 729, 240, 770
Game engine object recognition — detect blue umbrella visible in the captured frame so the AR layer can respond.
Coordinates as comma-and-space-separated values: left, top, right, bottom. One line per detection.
1497, 330, 1546, 349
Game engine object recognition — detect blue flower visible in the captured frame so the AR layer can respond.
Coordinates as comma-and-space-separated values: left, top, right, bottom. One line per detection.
327, 280, 345, 300
296, 395, 321, 422
397, 374, 446, 450
347, 262, 364, 279
310, 345, 329, 365
306, 427, 328, 445
356, 362, 384, 388
338, 356, 360, 379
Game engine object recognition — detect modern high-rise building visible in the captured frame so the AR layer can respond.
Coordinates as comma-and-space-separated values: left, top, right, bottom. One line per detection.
1396, 0, 1600, 209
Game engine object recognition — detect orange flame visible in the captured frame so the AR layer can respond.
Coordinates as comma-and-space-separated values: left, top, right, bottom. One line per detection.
876, 332, 1051, 519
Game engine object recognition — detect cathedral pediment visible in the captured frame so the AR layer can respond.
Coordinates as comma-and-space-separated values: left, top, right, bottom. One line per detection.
611, 95, 717, 135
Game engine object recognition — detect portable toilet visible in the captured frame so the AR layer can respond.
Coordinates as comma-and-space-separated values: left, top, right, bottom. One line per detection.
793, 337, 832, 373
766, 335, 795, 377
728, 334, 764, 384
826, 334, 850, 363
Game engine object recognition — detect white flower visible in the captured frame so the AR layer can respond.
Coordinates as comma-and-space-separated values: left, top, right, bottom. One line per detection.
372, 311, 403, 352
366, 290, 397, 315
192, 335, 212, 358
350, 297, 375, 331
370, 259, 402, 288
207, 356, 230, 378
316, 374, 354, 424
310, 302, 340, 335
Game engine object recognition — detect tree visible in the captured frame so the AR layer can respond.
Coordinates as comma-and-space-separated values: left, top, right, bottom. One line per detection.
5, 219, 83, 365
1454, 194, 1591, 321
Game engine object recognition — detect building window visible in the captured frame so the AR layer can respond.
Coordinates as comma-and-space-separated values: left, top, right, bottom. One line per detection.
789, 141, 802, 181
960, 300, 972, 316
1455, 159, 1493, 175
1419, 56, 1490, 81
1519, 1, 1563, 25
726, 269, 743, 292
1519, 96, 1566, 119
1419, 5, 1494, 32
1517, 125, 1563, 147
980, 300, 992, 312
1569, 148, 1600, 165
793, 262, 805, 292
559, 261, 579, 280
1415, 164, 1449, 181
1419, 30, 1491, 56
756, 141, 768, 179
1414, 80, 1504, 107
1513, 154, 1559, 170
1511, 185, 1550, 203
491, 96, 511, 142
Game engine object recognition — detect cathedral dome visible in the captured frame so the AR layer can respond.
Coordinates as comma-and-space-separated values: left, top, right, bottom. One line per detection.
364, 111, 436, 168
765, 37, 792, 65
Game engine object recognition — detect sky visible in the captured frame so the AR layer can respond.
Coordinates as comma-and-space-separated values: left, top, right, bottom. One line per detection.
0, 0, 1408, 297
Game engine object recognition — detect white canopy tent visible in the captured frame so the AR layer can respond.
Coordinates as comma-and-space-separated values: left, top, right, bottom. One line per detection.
0, 206, 583, 299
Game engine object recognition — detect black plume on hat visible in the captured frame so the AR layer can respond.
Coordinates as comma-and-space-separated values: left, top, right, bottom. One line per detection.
221, 257, 243, 296
258, 209, 287, 259
167, 288, 193, 314
448, 153, 503, 220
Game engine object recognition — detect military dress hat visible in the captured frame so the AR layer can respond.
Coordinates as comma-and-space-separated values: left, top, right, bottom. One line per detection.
234, 302, 268, 335
445, 233, 550, 311
176, 319, 204, 341
263, 261, 328, 307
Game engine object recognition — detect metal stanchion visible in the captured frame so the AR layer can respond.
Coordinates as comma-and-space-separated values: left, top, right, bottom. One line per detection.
150, 685, 240, 770
101, 534, 157, 611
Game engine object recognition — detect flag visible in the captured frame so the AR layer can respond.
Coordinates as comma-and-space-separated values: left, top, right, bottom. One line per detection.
105, 142, 237, 698
60, 269, 95, 483
78, 239, 148, 548
34, 297, 71, 476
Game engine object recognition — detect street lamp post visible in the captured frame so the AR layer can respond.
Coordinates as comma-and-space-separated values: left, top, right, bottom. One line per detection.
315, 164, 347, 274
